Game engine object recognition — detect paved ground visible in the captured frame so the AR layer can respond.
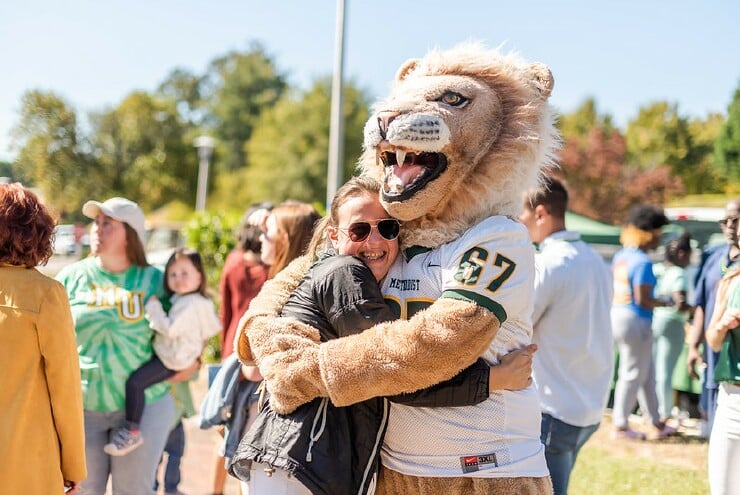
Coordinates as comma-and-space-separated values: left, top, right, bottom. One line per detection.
162, 372, 242, 495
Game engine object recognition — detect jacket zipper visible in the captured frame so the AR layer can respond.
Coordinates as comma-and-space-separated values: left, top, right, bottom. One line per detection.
306, 398, 329, 462
358, 398, 388, 495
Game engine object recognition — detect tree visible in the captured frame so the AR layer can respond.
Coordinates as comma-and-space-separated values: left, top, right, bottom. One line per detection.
88, 91, 197, 211
558, 127, 683, 224
202, 42, 287, 173
557, 97, 614, 146
685, 113, 725, 193
0, 160, 26, 183
714, 85, 740, 189
156, 67, 205, 126
10, 90, 96, 218
219, 77, 370, 207
623, 101, 721, 194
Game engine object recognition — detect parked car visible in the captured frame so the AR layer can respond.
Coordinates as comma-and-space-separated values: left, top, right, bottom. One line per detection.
664, 207, 724, 251
53, 224, 78, 256
144, 224, 185, 269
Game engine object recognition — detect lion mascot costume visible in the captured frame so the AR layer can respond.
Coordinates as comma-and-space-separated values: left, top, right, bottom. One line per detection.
234, 43, 559, 495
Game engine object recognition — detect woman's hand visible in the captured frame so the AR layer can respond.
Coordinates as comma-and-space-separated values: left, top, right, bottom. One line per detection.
63, 480, 81, 494
166, 359, 201, 383
241, 364, 263, 382
489, 344, 537, 392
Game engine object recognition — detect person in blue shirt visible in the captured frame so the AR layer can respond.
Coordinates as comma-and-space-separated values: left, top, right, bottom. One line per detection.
611, 204, 677, 440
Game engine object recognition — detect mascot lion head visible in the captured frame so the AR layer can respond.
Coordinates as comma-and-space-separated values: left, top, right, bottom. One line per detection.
360, 43, 559, 248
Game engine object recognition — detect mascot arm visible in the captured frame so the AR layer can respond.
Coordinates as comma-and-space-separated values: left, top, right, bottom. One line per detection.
259, 298, 498, 413
234, 255, 314, 365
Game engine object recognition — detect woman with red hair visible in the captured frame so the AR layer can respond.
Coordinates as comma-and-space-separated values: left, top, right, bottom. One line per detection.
0, 182, 87, 494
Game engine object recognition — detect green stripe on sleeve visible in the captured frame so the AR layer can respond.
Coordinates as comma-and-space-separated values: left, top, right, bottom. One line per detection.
441, 289, 507, 324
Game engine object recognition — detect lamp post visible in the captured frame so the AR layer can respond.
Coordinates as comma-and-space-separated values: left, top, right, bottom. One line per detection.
194, 135, 215, 212
326, 0, 346, 209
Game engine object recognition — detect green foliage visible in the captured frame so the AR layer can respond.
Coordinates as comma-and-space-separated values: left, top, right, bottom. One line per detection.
714, 85, 740, 187
684, 114, 726, 193
237, 77, 370, 205
156, 67, 204, 126
203, 42, 288, 172
183, 210, 239, 289
183, 210, 242, 363
10, 90, 98, 219
557, 98, 614, 145
558, 127, 683, 224
88, 91, 198, 211
0, 160, 25, 182
626, 102, 690, 170
623, 101, 720, 194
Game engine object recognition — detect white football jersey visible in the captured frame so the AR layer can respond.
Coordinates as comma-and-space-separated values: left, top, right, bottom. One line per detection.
380, 216, 548, 477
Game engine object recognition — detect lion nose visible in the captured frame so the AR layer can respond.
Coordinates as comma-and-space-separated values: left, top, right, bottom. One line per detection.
377, 111, 401, 140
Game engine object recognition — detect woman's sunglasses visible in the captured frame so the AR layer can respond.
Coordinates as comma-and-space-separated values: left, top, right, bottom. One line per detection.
338, 219, 401, 242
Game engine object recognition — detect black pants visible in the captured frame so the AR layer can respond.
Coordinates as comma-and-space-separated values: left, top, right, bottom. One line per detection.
125, 355, 175, 426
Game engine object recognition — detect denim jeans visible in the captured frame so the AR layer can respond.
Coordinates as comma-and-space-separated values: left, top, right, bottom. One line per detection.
540, 413, 599, 495
159, 421, 185, 493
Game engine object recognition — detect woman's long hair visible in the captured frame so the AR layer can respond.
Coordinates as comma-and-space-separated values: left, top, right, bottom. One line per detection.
267, 202, 320, 279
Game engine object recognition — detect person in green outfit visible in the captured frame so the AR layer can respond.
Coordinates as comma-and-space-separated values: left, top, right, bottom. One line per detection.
56, 197, 185, 495
706, 261, 740, 494
652, 232, 694, 420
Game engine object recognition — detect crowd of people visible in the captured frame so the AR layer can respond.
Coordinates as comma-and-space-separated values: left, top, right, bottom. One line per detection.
2, 178, 739, 495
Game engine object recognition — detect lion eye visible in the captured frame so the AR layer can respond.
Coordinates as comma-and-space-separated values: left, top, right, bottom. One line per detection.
437, 91, 469, 107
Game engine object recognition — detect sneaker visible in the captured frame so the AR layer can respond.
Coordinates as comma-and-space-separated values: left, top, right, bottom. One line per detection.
103, 428, 143, 456
611, 428, 646, 440
651, 423, 678, 440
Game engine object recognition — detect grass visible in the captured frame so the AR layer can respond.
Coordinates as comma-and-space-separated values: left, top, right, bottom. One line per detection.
568, 421, 709, 495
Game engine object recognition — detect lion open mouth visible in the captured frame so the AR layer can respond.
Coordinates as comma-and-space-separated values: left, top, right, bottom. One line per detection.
379, 147, 448, 202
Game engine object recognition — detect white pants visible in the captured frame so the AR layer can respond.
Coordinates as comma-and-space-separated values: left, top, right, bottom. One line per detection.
708, 382, 740, 495
241, 463, 312, 495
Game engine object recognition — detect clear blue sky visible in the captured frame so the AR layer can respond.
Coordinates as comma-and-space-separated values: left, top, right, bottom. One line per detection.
2, 0, 738, 162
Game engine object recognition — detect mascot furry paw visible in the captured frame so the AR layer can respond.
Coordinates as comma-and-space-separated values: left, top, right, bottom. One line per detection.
236, 42, 558, 495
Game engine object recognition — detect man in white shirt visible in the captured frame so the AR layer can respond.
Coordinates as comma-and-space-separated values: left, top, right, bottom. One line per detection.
519, 176, 614, 495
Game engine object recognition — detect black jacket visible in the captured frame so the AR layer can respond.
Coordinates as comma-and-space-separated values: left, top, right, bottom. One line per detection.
229, 254, 490, 495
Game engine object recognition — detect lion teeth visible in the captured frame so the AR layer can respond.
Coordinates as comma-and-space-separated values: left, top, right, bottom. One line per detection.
395, 149, 407, 166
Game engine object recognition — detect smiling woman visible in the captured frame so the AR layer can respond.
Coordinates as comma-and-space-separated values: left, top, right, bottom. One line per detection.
231, 175, 497, 494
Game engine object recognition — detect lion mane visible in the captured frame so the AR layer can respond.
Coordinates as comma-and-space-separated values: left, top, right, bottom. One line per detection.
360, 42, 559, 248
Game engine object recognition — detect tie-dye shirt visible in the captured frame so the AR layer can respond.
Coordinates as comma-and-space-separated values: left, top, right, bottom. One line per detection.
57, 257, 167, 412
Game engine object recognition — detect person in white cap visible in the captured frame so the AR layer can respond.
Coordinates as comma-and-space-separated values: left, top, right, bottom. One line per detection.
56, 197, 178, 495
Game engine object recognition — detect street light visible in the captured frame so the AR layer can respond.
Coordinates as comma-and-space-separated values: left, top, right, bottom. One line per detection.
194, 135, 215, 212
326, 0, 346, 209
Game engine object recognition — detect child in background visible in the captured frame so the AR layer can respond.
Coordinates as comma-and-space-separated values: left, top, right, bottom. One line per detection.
104, 247, 221, 456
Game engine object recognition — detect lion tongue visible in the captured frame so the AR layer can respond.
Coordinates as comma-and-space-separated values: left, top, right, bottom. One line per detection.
387, 164, 425, 193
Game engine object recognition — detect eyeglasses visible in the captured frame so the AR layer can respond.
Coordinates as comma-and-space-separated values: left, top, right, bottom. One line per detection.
337, 219, 401, 242
718, 216, 739, 227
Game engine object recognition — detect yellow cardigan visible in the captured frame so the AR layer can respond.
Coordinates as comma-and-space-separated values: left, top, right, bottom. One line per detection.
0, 265, 87, 493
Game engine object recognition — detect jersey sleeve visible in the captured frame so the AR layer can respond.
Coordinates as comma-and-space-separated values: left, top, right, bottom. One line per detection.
439, 218, 535, 326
